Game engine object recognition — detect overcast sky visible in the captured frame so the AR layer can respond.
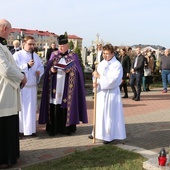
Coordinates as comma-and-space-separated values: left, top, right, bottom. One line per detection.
1, 0, 170, 48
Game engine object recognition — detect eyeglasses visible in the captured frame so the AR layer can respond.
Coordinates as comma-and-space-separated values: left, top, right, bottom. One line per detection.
26, 43, 36, 46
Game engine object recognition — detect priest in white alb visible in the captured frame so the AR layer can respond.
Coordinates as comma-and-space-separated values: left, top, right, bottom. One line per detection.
89, 43, 126, 144
13, 36, 44, 137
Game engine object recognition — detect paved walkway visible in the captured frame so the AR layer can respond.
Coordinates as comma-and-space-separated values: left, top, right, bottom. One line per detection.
12, 87, 170, 169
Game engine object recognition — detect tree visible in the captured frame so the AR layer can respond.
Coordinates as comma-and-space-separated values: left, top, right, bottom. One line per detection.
64, 31, 68, 39
74, 46, 85, 73
69, 40, 74, 50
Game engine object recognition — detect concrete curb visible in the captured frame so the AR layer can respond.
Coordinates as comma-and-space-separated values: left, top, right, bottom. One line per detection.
117, 144, 170, 170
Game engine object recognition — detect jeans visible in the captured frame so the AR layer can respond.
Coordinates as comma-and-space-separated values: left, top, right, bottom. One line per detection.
161, 70, 170, 91
142, 76, 151, 91
142, 76, 146, 91
130, 73, 142, 99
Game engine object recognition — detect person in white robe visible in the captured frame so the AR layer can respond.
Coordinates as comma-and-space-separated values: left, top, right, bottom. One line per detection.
92, 43, 103, 71
13, 36, 44, 136
0, 19, 27, 168
89, 43, 126, 144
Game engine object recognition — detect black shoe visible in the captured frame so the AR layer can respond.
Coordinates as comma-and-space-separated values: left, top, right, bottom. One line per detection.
0, 164, 11, 169
132, 96, 137, 100
134, 98, 140, 101
19, 133, 24, 139
31, 133, 37, 137
66, 132, 72, 136
88, 135, 93, 139
19, 133, 23, 136
47, 132, 55, 136
103, 141, 111, 144
122, 95, 128, 98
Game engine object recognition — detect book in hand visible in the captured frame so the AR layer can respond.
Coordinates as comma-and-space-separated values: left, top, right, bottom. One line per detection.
20, 72, 25, 89
54, 60, 74, 70
20, 82, 24, 89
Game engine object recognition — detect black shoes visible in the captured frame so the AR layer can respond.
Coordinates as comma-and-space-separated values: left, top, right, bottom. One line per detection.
88, 135, 93, 139
132, 95, 140, 101
122, 95, 128, 98
19, 133, 38, 139
146, 88, 150, 91
88, 135, 112, 144
31, 133, 37, 137
132, 96, 137, 100
103, 141, 112, 144
0, 164, 11, 169
134, 98, 140, 101
143, 89, 150, 92
19, 133, 24, 139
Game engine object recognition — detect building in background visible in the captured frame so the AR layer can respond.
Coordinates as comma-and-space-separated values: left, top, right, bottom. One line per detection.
68, 34, 82, 49
7, 28, 83, 51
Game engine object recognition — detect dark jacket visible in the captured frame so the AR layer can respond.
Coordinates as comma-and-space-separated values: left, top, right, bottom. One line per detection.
46, 47, 58, 62
10, 47, 21, 55
132, 54, 145, 74
119, 54, 131, 79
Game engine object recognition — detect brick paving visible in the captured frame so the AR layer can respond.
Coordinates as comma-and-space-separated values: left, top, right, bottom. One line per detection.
11, 87, 170, 169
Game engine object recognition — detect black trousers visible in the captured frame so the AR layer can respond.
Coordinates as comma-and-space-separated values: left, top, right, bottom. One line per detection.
46, 104, 76, 136
120, 79, 128, 96
130, 73, 142, 99
0, 114, 20, 165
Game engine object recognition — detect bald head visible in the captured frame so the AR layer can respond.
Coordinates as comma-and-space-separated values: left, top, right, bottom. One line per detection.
164, 49, 170, 56
0, 19, 12, 39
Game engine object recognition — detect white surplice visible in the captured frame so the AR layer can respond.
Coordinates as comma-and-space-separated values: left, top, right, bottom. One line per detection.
93, 56, 126, 142
50, 57, 66, 105
13, 50, 44, 135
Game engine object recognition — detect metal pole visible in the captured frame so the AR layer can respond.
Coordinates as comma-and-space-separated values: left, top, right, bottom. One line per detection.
93, 72, 97, 144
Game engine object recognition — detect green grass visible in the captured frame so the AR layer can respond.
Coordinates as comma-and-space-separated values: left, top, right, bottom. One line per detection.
150, 81, 162, 88
22, 145, 146, 170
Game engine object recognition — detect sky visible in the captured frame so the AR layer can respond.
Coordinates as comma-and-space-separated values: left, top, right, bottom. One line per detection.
1, 0, 170, 48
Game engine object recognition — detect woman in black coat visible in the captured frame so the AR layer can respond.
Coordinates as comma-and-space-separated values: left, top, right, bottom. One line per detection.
119, 48, 131, 98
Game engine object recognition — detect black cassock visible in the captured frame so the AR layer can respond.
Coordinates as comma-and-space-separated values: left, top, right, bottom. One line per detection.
0, 114, 20, 165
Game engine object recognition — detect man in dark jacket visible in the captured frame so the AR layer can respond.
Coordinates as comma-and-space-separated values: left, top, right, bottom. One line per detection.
130, 47, 145, 101
46, 42, 58, 62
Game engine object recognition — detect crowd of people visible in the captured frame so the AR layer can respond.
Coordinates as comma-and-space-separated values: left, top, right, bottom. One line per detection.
0, 18, 170, 168
91, 44, 165, 100
0, 19, 88, 168
114, 46, 170, 96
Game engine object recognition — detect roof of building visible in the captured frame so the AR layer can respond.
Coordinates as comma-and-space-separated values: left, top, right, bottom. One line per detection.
68, 35, 83, 40
10, 28, 82, 39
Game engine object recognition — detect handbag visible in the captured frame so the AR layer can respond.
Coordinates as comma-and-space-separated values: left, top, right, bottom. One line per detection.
144, 68, 151, 76
146, 76, 153, 84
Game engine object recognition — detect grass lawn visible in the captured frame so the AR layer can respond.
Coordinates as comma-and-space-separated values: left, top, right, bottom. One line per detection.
22, 145, 146, 170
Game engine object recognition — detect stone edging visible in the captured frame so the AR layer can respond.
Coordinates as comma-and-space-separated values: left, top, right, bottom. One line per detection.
116, 144, 170, 170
